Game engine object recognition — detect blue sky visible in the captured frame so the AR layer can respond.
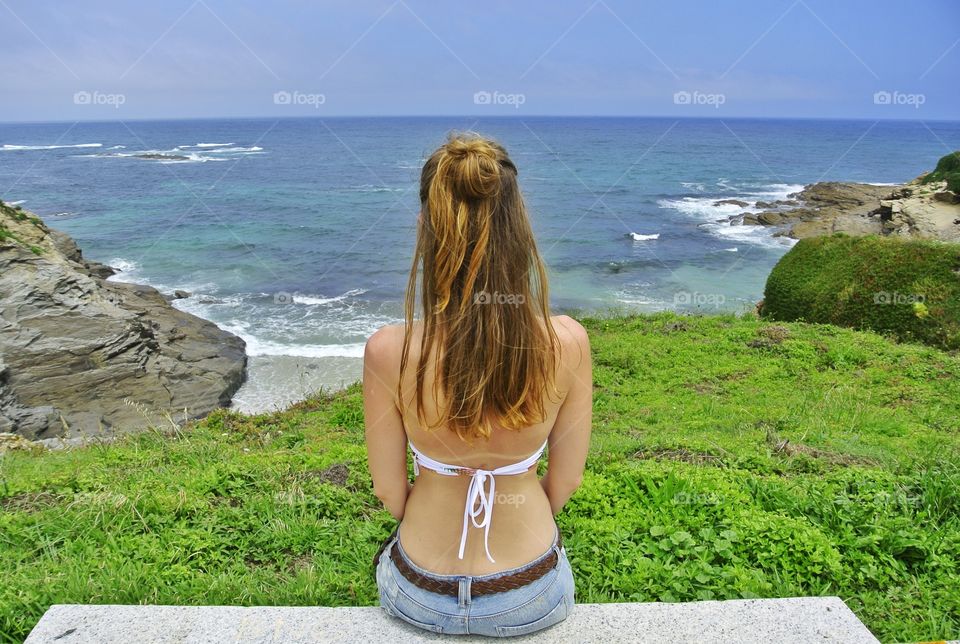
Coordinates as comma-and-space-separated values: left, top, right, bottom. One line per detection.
0, 0, 957, 122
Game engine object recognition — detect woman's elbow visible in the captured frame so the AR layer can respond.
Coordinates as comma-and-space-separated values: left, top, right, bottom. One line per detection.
550, 473, 583, 496
566, 473, 584, 493
373, 485, 408, 519
373, 485, 399, 507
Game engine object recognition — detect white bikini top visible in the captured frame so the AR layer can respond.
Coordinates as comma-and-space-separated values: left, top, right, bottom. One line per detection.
408, 438, 549, 563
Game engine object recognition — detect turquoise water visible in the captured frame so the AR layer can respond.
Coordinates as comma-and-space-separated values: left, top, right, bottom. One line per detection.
2, 117, 958, 409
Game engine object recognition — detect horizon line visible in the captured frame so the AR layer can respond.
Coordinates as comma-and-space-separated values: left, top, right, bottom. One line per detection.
2, 114, 960, 127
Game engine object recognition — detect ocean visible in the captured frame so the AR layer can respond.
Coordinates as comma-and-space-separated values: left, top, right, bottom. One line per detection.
2, 116, 958, 412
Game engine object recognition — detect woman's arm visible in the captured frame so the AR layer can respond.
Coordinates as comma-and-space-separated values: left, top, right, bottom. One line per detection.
363, 325, 410, 521
541, 316, 592, 515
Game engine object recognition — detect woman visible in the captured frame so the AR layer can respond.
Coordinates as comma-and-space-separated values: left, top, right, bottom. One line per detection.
363, 132, 592, 637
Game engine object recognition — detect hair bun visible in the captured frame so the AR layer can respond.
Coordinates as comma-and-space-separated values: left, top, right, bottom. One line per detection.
440, 133, 502, 200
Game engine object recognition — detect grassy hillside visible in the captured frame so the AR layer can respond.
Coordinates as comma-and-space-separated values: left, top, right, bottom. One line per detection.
762, 234, 960, 350
2, 313, 959, 642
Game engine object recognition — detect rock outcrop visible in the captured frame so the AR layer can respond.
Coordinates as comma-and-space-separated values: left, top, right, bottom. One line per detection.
738, 176, 960, 242
0, 201, 246, 439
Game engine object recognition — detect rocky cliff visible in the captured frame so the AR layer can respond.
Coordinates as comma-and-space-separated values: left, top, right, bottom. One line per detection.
737, 167, 960, 242
0, 201, 246, 439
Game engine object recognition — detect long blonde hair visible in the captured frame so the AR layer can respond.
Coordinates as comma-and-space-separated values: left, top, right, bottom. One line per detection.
398, 132, 561, 443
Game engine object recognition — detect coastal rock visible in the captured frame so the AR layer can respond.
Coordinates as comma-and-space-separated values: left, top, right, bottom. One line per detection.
934, 190, 959, 204
738, 173, 960, 242
135, 153, 189, 161
713, 199, 749, 207
878, 199, 902, 215
0, 201, 247, 439
756, 211, 785, 226
173, 289, 191, 300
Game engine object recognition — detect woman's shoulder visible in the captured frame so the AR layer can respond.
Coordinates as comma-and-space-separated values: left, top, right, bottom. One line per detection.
549, 315, 589, 349
363, 323, 405, 365
366, 317, 587, 352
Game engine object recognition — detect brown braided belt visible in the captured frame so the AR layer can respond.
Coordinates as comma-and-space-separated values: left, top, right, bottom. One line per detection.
389, 532, 563, 598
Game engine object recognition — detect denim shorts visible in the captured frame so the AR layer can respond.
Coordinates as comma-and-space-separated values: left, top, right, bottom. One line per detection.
375, 525, 575, 637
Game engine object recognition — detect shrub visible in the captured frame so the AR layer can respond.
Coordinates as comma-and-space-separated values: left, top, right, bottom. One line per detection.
921, 151, 960, 193
761, 234, 960, 350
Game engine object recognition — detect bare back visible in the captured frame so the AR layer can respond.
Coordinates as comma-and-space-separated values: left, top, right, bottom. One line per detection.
396, 314, 588, 575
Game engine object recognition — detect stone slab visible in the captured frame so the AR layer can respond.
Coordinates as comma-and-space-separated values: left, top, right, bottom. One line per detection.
25, 597, 879, 643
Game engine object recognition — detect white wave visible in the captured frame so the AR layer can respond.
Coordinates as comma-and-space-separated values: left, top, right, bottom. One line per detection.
659, 182, 808, 249
200, 146, 264, 154
107, 145, 126, 150
628, 232, 660, 241
612, 292, 672, 310
658, 197, 747, 218
158, 153, 229, 164
3, 143, 102, 151
352, 184, 406, 193
104, 258, 141, 283
743, 183, 805, 200
700, 220, 796, 249
194, 142, 235, 148
680, 182, 705, 192
867, 182, 898, 186
659, 182, 805, 221
723, 247, 739, 252
7, 200, 25, 206
243, 338, 367, 359
294, 288, 368, 306
101, 149, 230, 164
73, 144, 262, 163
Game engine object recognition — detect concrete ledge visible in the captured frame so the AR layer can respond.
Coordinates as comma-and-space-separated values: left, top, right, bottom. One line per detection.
25, 597, 878, 643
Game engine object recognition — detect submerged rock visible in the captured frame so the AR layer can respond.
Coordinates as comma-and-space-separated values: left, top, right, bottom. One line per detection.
0, 201, 247, 439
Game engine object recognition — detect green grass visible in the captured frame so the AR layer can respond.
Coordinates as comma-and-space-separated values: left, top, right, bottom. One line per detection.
0, 200, 43, 255
2, 313, 959, 642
